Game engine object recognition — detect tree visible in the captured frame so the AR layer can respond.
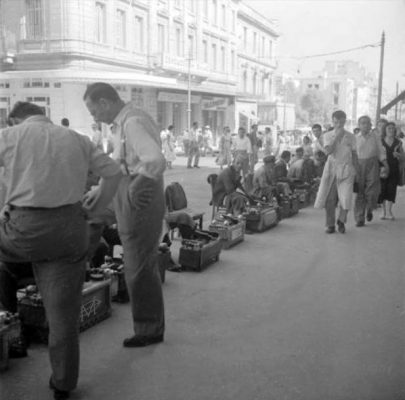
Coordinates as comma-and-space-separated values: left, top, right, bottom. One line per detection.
300, 90, 329, 125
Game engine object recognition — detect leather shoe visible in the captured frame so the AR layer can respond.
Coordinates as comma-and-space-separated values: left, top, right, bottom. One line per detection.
325, 226, 335, 234
193, 165, 200, 168
123, 334, 164, 348
336, 220, 345, 233
366, 210, 373, 222
356, 221, 365, 227
49, 377, 70, 400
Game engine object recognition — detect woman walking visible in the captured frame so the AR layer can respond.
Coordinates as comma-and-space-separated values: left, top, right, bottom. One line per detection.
379, 122, 403, 220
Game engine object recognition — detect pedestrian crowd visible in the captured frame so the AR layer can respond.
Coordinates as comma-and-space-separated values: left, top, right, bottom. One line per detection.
0, 86, 403, 400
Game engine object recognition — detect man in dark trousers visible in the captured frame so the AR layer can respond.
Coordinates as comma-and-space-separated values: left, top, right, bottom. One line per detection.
0, 101, 121, 399
83, 82, 166, 348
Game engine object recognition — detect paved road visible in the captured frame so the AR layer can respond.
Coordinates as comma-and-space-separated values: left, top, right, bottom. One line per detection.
2, 156, 405, 400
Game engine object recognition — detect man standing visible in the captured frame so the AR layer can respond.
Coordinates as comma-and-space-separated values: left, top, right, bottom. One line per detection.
314, 110, 359, 234
248, 124, 260, 173
83, 82, 166, 348
312, 123, 326, 154
354, 115, 388, 226
187, 121, 201, 168
232, 127, 252, 181
0, 101, 122, 399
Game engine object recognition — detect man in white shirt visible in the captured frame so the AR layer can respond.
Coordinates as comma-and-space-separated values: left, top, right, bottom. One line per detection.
232, 127, 252, 180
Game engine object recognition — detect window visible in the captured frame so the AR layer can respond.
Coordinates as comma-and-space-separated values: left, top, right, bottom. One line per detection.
158, 24, 165, 53
252, 73, 257, 95
269, 77, 272, 96
175, 27, 182, 56
174, 0, 182, 8
261, 76, 266, 95
261, 36, 265, 58
187, 0, 195, 13
221, 46, 225, 71
333, 83, 340, 105
243, 71, 247, 92
269, 40, 273, 59
221, 4, 226, 28
26, 0, 43, 39
232, 10, 236, 32
212, 0, 217, 25
134, 15, 144, 52
231, 49, 235, 73
95, 2, 106, 43
211, 43, 217, 70
115, 9, 126, 48
202, 40, 208, 63
188, 34, 194, 58
203, 0, 208, 19
243, 27, 247, 50
314, 84, 319, 89
253, 32, 257, 54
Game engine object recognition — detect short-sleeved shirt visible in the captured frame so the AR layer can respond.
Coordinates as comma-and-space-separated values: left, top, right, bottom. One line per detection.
232, 136, 252, 153
324, 129, 356, 166
0, 115, 121, 207
356, 131, 386, 161
110, 103, 166, 179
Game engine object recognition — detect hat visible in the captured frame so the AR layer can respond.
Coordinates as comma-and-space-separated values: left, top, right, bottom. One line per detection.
205, 125, 210, 129
263, 155, 276, 164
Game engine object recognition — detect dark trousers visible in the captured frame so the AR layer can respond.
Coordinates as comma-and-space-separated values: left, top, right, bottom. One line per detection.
0, 262, 33, 313
187, 141, 200, 167
0, 204, 88, 391
113, 176, 165, 337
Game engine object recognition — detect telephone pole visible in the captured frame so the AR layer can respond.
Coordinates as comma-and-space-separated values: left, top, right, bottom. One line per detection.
375, 31, 385, 123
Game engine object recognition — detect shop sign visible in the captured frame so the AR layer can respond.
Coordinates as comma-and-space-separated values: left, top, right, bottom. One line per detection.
202, 97, 228, 110
158, 91, 200, 104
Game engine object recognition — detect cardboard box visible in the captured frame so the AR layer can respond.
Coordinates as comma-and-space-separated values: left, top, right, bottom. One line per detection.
208, 220, 245, 249
245, 205, 278, 232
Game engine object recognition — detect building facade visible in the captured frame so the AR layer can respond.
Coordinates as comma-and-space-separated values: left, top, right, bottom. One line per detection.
0, 0, 279, 139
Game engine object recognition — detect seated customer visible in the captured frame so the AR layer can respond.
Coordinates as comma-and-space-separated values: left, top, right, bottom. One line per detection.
252, 155, 277, 201
288, 147, 305, 181
275, 150, 291, 181
213, 155, 247, 216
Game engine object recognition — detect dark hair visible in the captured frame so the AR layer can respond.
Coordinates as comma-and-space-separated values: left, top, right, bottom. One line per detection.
8, 101, 44, 119
377, 118, 388, 125
265, 126, 271, 132
312, 124, 322, 130
296, 147, 304, 154
358, 115, 371, 124
238, 126, 246, 133
353, 127, 360, 134
281, 150, 291, 159
381, 122, 397, 138
83, 82, 121, 103
192, 122, 198, 128
61, 117, 69, 127
303, 135, 311, 143
168, 125, 174, 131
332, 110, 346, 120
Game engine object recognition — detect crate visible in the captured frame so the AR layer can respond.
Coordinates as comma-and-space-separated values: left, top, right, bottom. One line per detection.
179, 231, 222, 272
290, 195, 300, 216
245, 205, 278, 232
208, 220, 245, 249
18, 280, 112, 344
277, 199, 291, 220
0, 315, 22, 372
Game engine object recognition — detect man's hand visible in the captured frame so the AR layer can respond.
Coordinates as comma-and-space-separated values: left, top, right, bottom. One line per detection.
82, 187, 100, 211
128, 175, 156, 209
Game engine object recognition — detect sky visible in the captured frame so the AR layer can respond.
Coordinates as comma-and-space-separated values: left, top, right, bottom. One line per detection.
247, 0, 405, 96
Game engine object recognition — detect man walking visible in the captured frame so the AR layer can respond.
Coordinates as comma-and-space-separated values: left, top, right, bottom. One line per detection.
0, 101, 122, 399
187, 121, 201, 168
83, 82, 166, 348
354, 115, 388, 226
314, 110, 359, 234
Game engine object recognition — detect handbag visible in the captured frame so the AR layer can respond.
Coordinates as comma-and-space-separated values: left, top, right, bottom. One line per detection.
398, 160, 405, 186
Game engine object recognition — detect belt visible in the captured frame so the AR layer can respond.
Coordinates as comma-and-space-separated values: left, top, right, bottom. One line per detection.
9, 202, 80, 211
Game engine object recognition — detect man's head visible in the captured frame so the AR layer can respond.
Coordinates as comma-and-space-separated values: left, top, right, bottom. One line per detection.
83, 82, 123, 125
7, 101, 44, 126
295, 147, 304, 159
251, 124, 258, 132
168, 125, 174, 132
233, 154, 244, 172
353, 127, 360, 135
263, 155, 276, 168
265, 127, 271, 135
314, 150, 326, 163
61, 118, 70, 127
332, 110, 346, 129
223, 126, 230, 134
280, 150, 291, 163
377, 118, 388, 132
238, 127, 246, 138
358, 115, 372, 134
303, 135, 311, 145
311, 124, 322, 139
192, 122, 198, 129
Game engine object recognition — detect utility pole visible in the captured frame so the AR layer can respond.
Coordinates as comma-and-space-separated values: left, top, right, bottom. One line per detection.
394, 81, 399, 120
187, 54, 192, 136
375, 31, 385, 123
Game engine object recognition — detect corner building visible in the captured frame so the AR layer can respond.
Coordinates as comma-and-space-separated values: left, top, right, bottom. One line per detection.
0, 0, 278, 138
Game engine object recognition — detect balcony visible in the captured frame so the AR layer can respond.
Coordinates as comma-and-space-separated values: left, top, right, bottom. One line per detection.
151, 52, 210, 83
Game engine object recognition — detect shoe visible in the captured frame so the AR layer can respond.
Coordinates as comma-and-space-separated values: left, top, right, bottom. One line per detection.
187, 166, 192, 169
366, 210, 373, 222
123, 334, 164, 348
49, 377, 70, 400
337, 220, 345, 234
193, 165, 200, 168
388, 214, 395, 220
380, 215, 387, 220
356, 221, 365, 227
325, 226, 336, 234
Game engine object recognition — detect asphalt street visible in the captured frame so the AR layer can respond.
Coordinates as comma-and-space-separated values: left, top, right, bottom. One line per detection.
2, 155, 405, 400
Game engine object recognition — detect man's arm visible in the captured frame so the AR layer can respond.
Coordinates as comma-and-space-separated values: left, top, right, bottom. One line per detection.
324, 129, 345, 155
